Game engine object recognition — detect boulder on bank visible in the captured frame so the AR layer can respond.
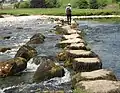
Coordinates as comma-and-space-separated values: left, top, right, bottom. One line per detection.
27, 33, 45, 45
15, 45, 37, 61
33, 59, 65, 82
73, 57, 102, 72
0, 57, 27, 77
72, 69, 117, 86
75, 80, 120, 93
0, 47, 11, 53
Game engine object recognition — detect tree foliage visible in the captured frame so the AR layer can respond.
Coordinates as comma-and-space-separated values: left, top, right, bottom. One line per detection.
89, 0, 99, 9
30, 0, 46, 8
30, 0, 60, 8
76, 0, 89, 9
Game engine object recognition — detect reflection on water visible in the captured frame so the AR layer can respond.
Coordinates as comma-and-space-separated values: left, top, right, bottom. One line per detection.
78, 20, 120, 79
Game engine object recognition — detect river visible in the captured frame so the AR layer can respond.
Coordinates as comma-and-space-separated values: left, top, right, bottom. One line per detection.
78, 20, 120, 80
0, 16, 71, 93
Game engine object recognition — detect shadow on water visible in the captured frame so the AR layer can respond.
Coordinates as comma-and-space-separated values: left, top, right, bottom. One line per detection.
78, 19, 120, 80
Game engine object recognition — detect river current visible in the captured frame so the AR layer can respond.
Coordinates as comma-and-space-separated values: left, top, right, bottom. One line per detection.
0, 16, 71, 93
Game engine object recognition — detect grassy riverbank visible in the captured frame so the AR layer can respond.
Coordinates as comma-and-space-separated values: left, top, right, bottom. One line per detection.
0, 8, 120, 16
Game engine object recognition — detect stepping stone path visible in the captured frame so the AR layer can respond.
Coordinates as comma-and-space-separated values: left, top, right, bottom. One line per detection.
73, 58, 102, 72
55, 20, 120, 93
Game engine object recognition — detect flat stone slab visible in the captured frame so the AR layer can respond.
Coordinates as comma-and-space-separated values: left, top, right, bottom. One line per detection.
75, 80, 120, 93
72, 69, 117, 85
62, 34, 81, 40
73, 57, 102, 71
67, 43, 87, 50
66, 50, 97, 58
62, 25, 81, 34
59, 38, 85, 45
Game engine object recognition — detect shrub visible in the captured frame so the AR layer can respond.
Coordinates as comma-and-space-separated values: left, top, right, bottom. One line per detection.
19, 1, 30, 8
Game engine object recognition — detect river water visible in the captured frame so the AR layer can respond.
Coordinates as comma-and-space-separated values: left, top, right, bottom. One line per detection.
78, 20, 120, 80
0, 16, 71, 93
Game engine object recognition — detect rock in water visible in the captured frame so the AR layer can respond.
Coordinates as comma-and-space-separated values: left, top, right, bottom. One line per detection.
33, 59, 65, 82
73, 57, 102, 72
0, 47, 11, 53
27, 33, 45, 45
0, 57, 27, 77
75, 80, 120, 93
15, 45, 37, 61
72, 69, 117, 86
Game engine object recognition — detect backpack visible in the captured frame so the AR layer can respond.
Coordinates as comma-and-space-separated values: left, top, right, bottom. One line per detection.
66, 7, 71, 15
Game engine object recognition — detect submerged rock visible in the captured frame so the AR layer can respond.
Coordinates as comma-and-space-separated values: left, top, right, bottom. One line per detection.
0, 57, 27, 77
72, 69, 117, 86
27, 33, 45, 46
33, 59, 65, 82
15, 45, 37, 61
73, 57, 102, 72
0, 47, 11, 53
75, 80, 120, 93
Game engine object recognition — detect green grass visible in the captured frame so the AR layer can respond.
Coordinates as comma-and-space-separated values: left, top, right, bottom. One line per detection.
0, 8, 120, 16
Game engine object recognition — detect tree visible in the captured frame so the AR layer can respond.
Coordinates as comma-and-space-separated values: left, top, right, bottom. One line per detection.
89, 0, 99, 9
0, 0, 5, 9
75, 0, 89, 9
45, 0, 60, 8
30, 0, 46, 8
98, 0, 107, 9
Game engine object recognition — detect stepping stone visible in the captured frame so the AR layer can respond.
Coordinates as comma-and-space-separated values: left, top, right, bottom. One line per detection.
75, 80, 120, 93
60, 38, 85, 45
66, 50, 97, 58
73, 57, 102, 72
67, 43, 87, 50
72, 69, 117, 85
62, 25, 81, 34
62, 34, 81, 40
58, 38, 85, 48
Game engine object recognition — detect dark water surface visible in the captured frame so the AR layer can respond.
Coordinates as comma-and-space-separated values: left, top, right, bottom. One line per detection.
78, 20, 120, 79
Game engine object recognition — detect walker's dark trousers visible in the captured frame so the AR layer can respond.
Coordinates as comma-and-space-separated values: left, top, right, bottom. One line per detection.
67, 14, 71, 25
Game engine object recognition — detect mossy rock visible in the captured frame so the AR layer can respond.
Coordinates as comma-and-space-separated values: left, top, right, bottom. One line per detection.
27, 33, 45, 46
0, 57, 27, 77
55, 26, 68, 35
15, 45, 37, 61
33, 59, 65, 82
0, 15, 4, 18
0, 47, 11, 53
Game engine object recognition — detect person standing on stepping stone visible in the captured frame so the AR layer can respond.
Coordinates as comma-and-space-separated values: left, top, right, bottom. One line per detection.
65, 3, 72, 25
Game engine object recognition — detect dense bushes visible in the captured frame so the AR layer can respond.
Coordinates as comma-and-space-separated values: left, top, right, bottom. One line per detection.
14, 1, 30, 8
72, 0, 89, 9
13, 0, 108, 9
30, 0, 60, 8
